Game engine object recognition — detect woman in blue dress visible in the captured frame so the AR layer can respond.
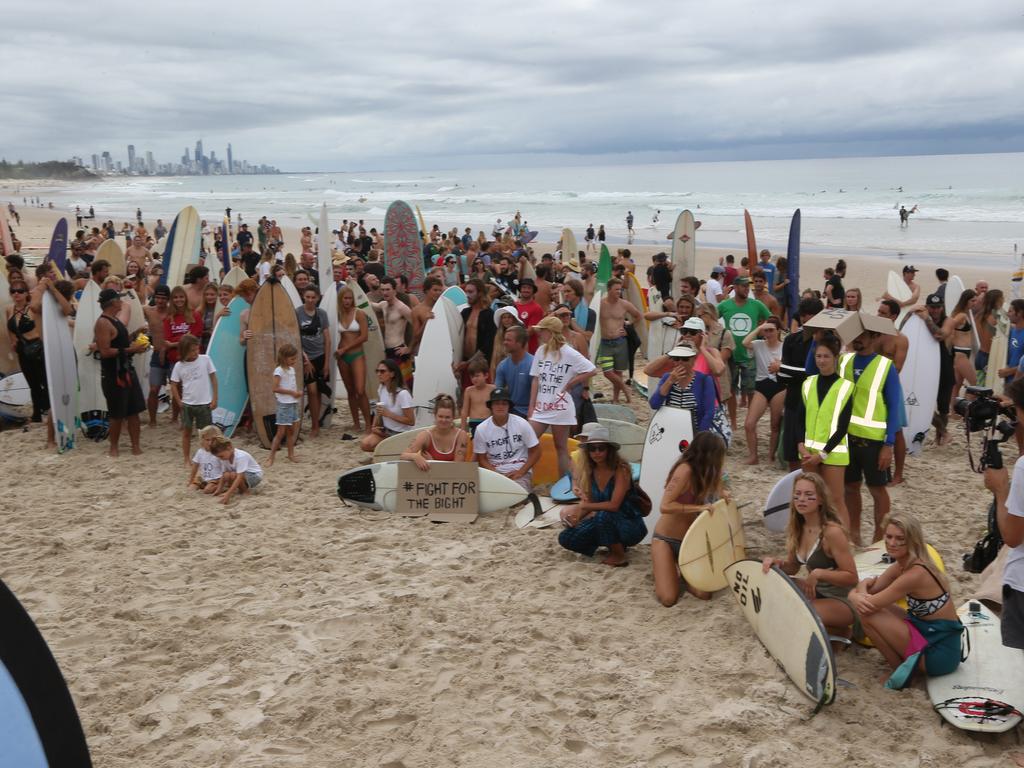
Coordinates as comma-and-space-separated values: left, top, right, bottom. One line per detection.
558, 426, 646, 567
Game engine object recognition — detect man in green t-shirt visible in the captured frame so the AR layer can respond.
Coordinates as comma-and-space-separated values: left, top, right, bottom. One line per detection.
716, 277, 770, 423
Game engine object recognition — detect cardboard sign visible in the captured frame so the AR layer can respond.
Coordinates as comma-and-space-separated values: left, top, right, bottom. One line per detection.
396, 462, 480, 523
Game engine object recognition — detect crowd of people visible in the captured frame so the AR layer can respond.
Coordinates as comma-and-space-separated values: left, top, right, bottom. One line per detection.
3, 206, 1022, 691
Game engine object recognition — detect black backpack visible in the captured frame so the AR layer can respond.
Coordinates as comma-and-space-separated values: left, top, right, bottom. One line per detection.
963, 499, 1003, 574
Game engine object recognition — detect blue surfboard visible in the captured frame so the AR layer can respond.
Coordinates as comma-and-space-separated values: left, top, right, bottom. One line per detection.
45, 218, 68, 276
158, 211, 181, 286
786, 209, 800, 321
207, 296, 249, 436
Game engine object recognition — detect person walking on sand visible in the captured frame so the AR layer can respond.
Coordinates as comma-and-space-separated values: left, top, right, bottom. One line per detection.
94, 288, 147, 457
626, 211, 635, 239
267, 344, 302, 466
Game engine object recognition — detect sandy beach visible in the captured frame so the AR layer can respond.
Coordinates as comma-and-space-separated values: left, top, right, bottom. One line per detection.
1, 201, 1020, 766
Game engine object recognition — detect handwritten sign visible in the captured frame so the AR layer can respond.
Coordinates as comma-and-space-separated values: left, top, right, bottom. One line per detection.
396, 462, 480, 523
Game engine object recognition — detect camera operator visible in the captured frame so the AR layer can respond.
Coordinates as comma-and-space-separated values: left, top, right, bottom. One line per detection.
982, 378, 1024, 651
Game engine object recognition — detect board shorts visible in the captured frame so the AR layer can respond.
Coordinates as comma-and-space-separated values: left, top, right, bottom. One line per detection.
905, 615, 963, 677
181, 403, 212, 431
304, 355, 326, 387
275, 401, 299, 426
149, 358, 170, 387
243, 471, 263, 489
467, 418, 484, 437
102, 367, 146, 420
1003, 585, 1024, 650
597, 336, 629, 372
385, 347, 413, 388
754, 377, 785, 401
844, 436, 891, 487
730, 358, 756, 394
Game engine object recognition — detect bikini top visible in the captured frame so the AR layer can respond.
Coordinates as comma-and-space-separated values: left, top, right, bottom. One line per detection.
905, 563, 950, 617
425, 431, 458, 461
339, 312, 360, 333
7, 309, 35, 338
955, 319, 971, 333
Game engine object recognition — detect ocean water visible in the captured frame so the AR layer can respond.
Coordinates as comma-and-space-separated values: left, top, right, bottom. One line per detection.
27, 152, 1024, 268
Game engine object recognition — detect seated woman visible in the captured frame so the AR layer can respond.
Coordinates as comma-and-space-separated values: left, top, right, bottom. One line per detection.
648, 344, 716, 435
359, 359, 415, 453
761, 473, 859, 641
849, 512, 964, 687
400, 394, 469, 469
652, 431, 727, 606
558, 426, 646, 567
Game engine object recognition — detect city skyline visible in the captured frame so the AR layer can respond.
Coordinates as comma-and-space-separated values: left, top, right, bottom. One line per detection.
77, 140, 278, 177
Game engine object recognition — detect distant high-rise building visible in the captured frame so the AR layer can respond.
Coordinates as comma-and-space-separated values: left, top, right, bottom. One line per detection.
91, 154, 99, 170
146, 151, 155, 174
127, 144, 136, 172
194, 139, 203, 165
226, 143, 233, 175
101, 151, 112, 172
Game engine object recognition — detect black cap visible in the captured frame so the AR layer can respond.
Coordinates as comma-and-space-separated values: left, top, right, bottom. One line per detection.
98, 288, 123, 306
153, 284, 171, 297
486, 387, 513, 407
518, 277, 536, 289
903, 265, 918, 273
926, 293, 943, 307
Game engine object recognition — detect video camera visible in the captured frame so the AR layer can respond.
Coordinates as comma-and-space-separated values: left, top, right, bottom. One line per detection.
953, 385, 1017, 471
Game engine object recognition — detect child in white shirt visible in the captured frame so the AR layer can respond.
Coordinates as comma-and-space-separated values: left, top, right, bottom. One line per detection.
187, 425, 224, 493
170, 334, 218, 465
211, 436, 264, 504
269, 343, 302, 466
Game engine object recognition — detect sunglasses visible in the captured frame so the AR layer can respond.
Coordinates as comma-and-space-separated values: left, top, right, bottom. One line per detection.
10, 288, 27, 294
678, 329, 700, 336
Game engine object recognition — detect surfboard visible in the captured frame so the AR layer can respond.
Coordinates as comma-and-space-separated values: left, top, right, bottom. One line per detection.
588, 417, 645, 462
724, 560, 837, 706
45, 218, 68, 277
163, 206, 201, 289
0, 270, 16, 374
208, 296, 250, 437
532, 433, 580, 486
985, 309, 1010, 391
763, 468, 800, 532
414, 204, 429, 245
441, 285, 467, 307
96, 238, 125, 276
900, 313, 940, 456
587, 289, 603, 362
221, 266, 248, 289
318, 282, 339, 428
786, 209, 801, 319
412, 296, 462, 408
337, 461, 529, 514
671, 210, 696, 278
561, 228, 577, 264
247, 280, 302, 449
597, 244, 613, 294
349, 280, 386, 399
121, 288, 147, 335
631, 370, 651, 399
0, 578, 93, 766
280, 275, 303, 309
551, 463, 641, 503
0, 215, 13, 256
0, 372, 32, 419
927, 601, 1024, 733
646, 286, 667, 363
623, 272, 648, 357
318, 203, 332, 289
383, 201, 424, 298
41, 291, 78, 452
593, 402, 637, 423
886, 270, 912, 328
73, 281, 108, 439
744, 209, 757, 265
678, 499, 746, 592
639, 406, 694, 544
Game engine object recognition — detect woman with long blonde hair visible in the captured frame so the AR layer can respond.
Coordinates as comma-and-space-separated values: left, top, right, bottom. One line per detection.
850, 512, 964, 685
335, 285, 371, 433
762, 473, 859, 640
527, 315, 597, 478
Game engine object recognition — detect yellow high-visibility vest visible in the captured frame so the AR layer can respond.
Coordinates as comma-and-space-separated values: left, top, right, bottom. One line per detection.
802, 375, 854, 465
838, 353, 892, 441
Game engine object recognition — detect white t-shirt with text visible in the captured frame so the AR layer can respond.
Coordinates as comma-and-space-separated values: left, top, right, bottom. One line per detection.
171, 355, 217, 405
192, 447, 223, 481
529, 343, 596, 425
473, 414, 539, 476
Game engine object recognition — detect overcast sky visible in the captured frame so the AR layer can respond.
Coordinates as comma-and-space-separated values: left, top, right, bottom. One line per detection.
5, 1, 1023, 171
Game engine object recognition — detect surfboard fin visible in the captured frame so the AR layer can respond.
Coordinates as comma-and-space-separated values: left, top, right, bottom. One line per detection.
337, 469, 377, 505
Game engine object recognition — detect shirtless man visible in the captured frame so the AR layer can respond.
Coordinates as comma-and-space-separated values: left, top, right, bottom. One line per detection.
751, 269, 783, 320
598, 277, 642, 403
90, 259, 111, 288
269, 220, 284, 247
877, 299, 910, 485
534, 264, 555, 312
410, 277, 444, 355
372, 276, 413, 385
184, 266, 210, 310
457, 278, 496, 388
883, 265, 921, 310
143, 284, 172, 427
126, 235, 150, 274
300, 227, 313, 252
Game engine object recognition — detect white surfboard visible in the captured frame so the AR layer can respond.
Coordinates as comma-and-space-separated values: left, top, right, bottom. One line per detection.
318, 203, 332, 290
0, 270, 17, 374
647, 287, 666, 362
927, 601, 1024, 733
672, 210, 696, 278
337, 461, 528, 514
348, 280, 386, 400
165, 205, 201, 289
639, 406, 694, 544
42, 292, 78, 452
122, 289, 147, 335
724, 560, 837, 705
678, 499, 746, 592
985, 309, 1010, 391
763, 468, 800, 533
413, 296, 460, 408
221, 266, 248, 289
96, 239, 126, 276
373, 425, 432, 463
592, 402, 637, 424
72, 281, 108, 438
318, 285, 339, 428
281, 276, 303, 309
886, 270, 912, 328
900, 313, 940, 456
0, 372, 32, 418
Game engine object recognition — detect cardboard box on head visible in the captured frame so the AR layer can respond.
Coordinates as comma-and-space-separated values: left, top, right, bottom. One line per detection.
804, 309, 896, 345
